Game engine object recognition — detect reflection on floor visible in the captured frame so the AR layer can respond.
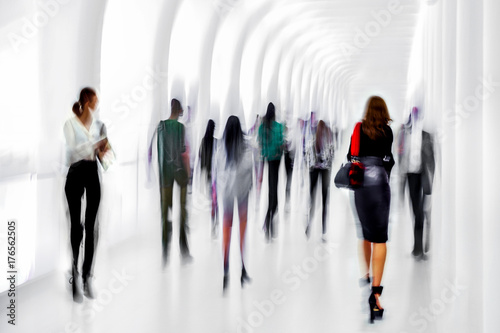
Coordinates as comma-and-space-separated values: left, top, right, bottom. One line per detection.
0, 172, 460, 333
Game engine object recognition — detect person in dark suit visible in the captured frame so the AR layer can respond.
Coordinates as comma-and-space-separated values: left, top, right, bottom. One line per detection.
397, 107, 435, 260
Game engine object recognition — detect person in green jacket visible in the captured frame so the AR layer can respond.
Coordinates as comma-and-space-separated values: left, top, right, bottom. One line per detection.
149, 99, 192, 266
258, 102, 284, 240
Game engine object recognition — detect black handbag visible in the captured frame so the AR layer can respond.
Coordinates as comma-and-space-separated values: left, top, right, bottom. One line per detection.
334, 122, 364, 190
334, 162, 352, 189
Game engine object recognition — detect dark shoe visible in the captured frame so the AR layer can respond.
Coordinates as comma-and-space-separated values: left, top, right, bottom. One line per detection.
223, 274, 229, 292
83, 275, 95, 299
71, 265, 83, 303
412, 248, 423, 257
162, 246, 170, 267
262, 216, 268, 232
241, 267, 252, 287
359, 275, 371, 287
321, 232, 328, 243
182, 253, 193, 265
417, 253, 428, 261
264, 220, 271, 242
369, 286, 384, 323
211, 218, 218, 239
412, 249, 426, 261
305, 225, 310, 239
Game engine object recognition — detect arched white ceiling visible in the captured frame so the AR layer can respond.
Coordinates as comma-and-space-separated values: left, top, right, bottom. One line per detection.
212, 0, 421, 127
100, 0, 422, 145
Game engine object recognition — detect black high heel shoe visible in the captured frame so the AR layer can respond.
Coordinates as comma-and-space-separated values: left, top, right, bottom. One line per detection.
369, 286, 384, 323
241, 267, 252, 287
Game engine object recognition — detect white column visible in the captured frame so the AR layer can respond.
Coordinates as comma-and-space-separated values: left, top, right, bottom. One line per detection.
482, 0, 500, 331
454, 0, 484, 331
438, 0, 457, 287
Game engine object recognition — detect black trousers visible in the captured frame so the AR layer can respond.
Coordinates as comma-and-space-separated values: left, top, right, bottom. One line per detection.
309, 168, 331, 234
284, 151, 293, 203
65, 160, 100, 279
408, 173, 424, 254
265, 159, 281, 234
161, 168, 189, 258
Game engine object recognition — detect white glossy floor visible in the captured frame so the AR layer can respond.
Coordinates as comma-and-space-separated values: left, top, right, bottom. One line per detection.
0, 164, 461, 333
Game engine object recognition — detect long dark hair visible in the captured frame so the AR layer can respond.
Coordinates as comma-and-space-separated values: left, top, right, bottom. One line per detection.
315, 120, 332, 152
262, 102, 276, 142
362, 96, 392, 140
263, 103, 275, 129
200, 119, 215, 173
223, 116, 245, 165
72, 87, 96, 117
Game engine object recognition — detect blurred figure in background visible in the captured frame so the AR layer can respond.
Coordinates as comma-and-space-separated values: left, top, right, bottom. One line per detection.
216, 116, 253, 291
248, 115, 263, 204
397, 107, 435, 260
149, 98, 192, 266
185, 105, 196, 194
258, 103, 284, 241
199, 119, 218, 238
64, 87, 110, 302
348, 96, 394, 323
305, 120, 334, 240
297, 118, 307, 189
283, 120, 294, 209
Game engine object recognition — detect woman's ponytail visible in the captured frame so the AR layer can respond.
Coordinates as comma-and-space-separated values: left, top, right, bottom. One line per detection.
72, 101, 81, 116
72, 87, 96, 117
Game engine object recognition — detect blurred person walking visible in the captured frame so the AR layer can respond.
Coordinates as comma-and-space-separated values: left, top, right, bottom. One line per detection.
216, 116, 253, 291
283, 120, 294, 209
248, 115, 263, 205
149, 98, 192, 266
199, 119, 218, 238
347, 96, 394, 323
305, 120, 334, 240
64, 87, 110, 302
397, 107, 435, 260
258, 103, 285, 241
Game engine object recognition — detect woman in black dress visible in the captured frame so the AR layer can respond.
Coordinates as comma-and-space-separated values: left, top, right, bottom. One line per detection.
348, 96, 394, 323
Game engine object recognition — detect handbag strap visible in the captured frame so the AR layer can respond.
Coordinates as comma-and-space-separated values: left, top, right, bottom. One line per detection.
350, 122, 362, 157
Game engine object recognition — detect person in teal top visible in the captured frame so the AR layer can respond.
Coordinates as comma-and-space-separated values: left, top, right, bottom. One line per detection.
258, 102, 284, 240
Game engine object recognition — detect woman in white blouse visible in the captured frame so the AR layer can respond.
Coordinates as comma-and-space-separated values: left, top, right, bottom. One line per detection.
63, 87, 109, 303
